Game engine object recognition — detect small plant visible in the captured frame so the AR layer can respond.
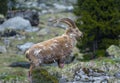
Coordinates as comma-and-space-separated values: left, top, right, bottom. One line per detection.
95, 50, 106, 58
32, 67, 59, 83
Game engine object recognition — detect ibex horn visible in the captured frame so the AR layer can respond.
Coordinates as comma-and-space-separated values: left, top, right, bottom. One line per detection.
58, 18, 76, 28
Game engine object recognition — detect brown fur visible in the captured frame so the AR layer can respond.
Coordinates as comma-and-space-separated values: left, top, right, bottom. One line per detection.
25, 18, 83, 76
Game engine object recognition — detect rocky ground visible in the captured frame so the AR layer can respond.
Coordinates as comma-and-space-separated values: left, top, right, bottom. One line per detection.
0, 0, 120, 83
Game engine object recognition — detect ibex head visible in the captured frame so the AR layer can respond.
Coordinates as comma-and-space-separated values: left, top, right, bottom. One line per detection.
58, 18, 83, 39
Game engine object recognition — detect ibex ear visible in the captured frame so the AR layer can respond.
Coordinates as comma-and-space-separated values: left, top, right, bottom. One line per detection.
65, 28, 73, 34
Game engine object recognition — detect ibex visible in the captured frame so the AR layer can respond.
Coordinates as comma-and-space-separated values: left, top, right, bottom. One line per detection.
25, 18, 83, 77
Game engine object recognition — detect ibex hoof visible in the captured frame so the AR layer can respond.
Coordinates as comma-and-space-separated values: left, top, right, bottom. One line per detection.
59, 63, 64, 68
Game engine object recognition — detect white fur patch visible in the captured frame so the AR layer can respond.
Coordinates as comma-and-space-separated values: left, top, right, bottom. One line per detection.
26, 50, 29, 54
49, 47, 53, 50
34, 49, 42, 56
54, 40, 58, 42
51, 43, 58, 48
65, 43, 68, 47
43, 46, 46, 50
38, 44, 44, 47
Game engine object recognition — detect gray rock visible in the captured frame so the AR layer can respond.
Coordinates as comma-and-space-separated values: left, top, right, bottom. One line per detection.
39, 3, 47, 9
0, 46, 7, 53
13, 0, 75, 13
7, 10, 39, 26
106, 45, 120, 58
53, 3, 74, 11
9, 61, 30, 68
15, 0, 41, 11
17, 42, 34, 53
41, 10, 49, 14
0, 16, 32, 31
0, 29, 17, 37
114, 72, 120, 78
74, 68, 110, 83
25, 27, 39, 32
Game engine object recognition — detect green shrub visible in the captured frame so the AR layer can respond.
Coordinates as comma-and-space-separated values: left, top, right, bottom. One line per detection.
95, 49, 106, 58
32, 67, 59, 83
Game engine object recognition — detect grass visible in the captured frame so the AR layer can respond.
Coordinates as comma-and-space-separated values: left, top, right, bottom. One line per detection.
0, 53, 28, 82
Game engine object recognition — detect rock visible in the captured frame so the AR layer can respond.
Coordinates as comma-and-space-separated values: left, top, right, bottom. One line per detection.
9, 61, 30, 68
0, 16, 32, 32
73, 68, 110, 83
7, 10, 39, 26
12, 0, 75, 14
0, 29, 18, 37
17, 42, 34, 53
114, 72, 120, 79
41, 10, 49, 14
53, 3, 74, 12
25, 27, 39, 32
106, 45, 120, 58
39, 3, 47, 9
0, 46, 7, 53
24, 10, 39, 26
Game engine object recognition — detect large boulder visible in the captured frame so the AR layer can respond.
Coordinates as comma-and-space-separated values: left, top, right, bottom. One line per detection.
17, 42, 34, 53
9, 61, 30, 68
0, 16, 32, 32
7, 10, 39, 26
106, 45, 120, 58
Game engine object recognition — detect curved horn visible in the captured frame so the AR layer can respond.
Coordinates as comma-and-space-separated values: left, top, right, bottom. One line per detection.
58, 18, 76, 28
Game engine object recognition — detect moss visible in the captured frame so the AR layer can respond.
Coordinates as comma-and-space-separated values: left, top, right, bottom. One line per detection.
32, 67, 59, 83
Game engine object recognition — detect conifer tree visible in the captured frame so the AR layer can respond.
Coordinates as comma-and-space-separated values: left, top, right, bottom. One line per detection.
74, 0, 120, 52
0, 0, 8, 15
